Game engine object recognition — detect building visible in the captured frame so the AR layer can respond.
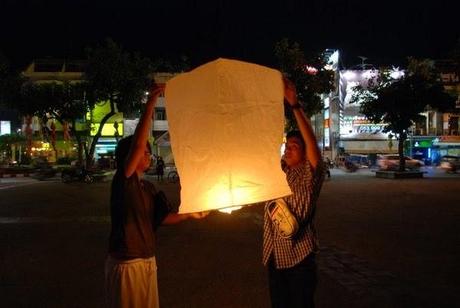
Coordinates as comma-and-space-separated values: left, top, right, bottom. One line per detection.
337, 66, 403, 157
334, 59, 460, 165
151, 73, 176, 164
21, 59, 89, 162
19, 59, 175, 164
319, 49, 342, 161
423, 61, 460, 162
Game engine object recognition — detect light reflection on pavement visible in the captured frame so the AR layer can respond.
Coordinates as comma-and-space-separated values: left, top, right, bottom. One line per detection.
0, 176, 60, 190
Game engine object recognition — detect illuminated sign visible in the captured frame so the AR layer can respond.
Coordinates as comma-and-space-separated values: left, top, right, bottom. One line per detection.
436, 136, 460, 142
90, 123, 124, 136
0, 121, 11, 135
324, 50, 339, 71
86, 101, 124, 135
340, 116, 389, 139
354, 124, 385, 134
324, 128, 330, 147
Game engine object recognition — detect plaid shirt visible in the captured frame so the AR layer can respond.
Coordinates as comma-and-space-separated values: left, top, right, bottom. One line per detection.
263, 160, 325, 269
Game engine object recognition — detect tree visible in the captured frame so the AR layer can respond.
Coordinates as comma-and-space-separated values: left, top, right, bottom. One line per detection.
449, 38, 460, 78
0, 52, 10, 104
3, 40, 154, 167
274, 38, 334, 130
151, 55, 191, 73
17, 81, 88, 162
0, 52, 23, 107
0, 52, 26, 159
351, 58, 456, 171
83, 39, 153, 167
0, 133, 26, 164
0, 52, 8, 100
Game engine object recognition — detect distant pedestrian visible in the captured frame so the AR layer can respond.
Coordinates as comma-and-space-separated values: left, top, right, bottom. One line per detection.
263, 78, 325, 308
105, 83, 209, 308
325, 157, 331, 178
156, 156, 165, 181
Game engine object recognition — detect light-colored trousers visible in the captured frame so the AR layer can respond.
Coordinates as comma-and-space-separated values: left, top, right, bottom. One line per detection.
105, 256, 159, 308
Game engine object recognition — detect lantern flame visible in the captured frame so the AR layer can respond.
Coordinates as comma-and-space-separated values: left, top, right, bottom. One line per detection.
218, 206, 243, 214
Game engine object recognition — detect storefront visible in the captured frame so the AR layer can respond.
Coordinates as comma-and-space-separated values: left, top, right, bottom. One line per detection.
408, 137, 435, 164
339, 115, 396, 154
432, 136, 460, 163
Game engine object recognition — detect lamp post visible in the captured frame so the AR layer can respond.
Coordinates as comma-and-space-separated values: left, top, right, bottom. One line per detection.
328, 95, 341, 161
408, 127, 414, 157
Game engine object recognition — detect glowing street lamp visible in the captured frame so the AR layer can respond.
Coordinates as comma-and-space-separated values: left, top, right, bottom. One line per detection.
165, 58, 292, 214
390, 67, 405, 79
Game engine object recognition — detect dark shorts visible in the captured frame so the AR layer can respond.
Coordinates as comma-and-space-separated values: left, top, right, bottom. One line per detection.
268, 253, 317, 308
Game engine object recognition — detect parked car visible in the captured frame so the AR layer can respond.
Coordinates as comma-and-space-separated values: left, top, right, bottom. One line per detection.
377, 154, 424, 170
439, 155, 460, 173
348, 154, 370, 168
33, 166, 58, 181
335, 155, 359, 172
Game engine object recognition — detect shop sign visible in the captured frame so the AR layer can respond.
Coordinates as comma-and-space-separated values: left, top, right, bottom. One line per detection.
438, 136, 460, 142
414, 140, 433, 148
355, 124, 385, 134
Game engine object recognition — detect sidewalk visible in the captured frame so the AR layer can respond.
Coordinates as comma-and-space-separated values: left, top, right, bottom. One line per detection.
0, 175, 41, 190
1, 172, 459, 307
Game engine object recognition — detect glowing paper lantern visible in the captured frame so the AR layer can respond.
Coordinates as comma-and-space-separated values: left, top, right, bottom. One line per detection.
165, 58, 292, 214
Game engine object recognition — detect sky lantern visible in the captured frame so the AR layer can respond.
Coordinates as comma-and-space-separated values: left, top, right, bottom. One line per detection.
165, 58, 292, 214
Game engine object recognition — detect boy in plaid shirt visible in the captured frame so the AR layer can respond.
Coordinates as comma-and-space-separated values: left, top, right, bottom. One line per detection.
263, 78, 325, 308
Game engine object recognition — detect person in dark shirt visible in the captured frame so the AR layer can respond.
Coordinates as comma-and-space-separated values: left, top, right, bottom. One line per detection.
155, 156, 165, 181
105, 84, 208, 308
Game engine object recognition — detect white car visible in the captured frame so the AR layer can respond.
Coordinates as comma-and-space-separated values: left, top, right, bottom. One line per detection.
377, 155, 424, 170
439, 155, 460, 172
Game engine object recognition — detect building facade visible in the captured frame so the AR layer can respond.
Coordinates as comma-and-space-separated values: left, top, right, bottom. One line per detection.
337, 67, 401, 157
333, 59, 460, 165
19, 59, 174, 165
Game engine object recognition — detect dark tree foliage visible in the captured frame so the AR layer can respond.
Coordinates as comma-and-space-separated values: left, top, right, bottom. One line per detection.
0, 133, 26, 163
351, 58, 456, 171
0, 52, 8, 100
0, 52, 23, 107
151, 55, 191, 73
14, 81, 87, 161
274, 38, 334, 130
449, 38, 460, 78
18, 82, 87, 121
82, 38, 153, 167
8, 39, 155, 167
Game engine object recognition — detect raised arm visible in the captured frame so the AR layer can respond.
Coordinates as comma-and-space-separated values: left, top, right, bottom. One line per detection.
124, 84, 164, 177
283, 78, 322, 170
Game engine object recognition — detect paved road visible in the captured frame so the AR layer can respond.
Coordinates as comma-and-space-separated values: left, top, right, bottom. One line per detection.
0, 168, 459, 307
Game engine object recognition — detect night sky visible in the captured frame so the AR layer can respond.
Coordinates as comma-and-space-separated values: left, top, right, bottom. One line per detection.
1, 0, 459, 70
